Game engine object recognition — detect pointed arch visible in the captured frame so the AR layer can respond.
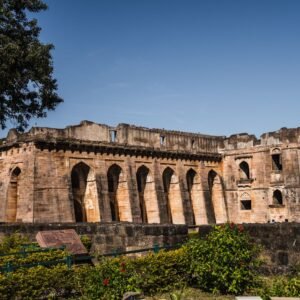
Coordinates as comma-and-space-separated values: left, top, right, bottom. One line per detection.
6, 167, 21, 222
208, 170, 227, 224
239, 161, 250, 180
273, 189, 283, 205
186, 168, 197, 225
136, 165, 159, 223
162, 167, 185, 224
107, 164, 132, 222
71, 162, 100, 222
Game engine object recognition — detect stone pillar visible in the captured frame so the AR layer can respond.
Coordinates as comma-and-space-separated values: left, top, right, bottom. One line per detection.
125, 157, 141, 223
153, 159, 169, 223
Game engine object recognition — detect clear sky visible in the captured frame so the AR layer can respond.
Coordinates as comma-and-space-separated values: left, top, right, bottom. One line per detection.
2, 0, 300, 138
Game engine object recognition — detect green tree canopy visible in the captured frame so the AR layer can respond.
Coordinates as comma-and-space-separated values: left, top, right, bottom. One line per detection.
0, 0, 63, 131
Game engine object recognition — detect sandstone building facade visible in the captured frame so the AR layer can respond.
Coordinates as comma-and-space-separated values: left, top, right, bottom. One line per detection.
0, 121, 300, 224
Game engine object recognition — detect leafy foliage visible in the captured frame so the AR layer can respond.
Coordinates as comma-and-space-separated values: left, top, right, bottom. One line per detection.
0, 265, 77, 300
185, 223, 261, 295
0, 229, 299, 299
77, 248, 188, 299
0, 233, 67, 269
77, 258, 140, 300
0, 232, 29, 253
255, 275, 300, 299
0, 233, 77, 299
0, 0, 63, 131
80, 234, 92, 252
131, 248, 189, 295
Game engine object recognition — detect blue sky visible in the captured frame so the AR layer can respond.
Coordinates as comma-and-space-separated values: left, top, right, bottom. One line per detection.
3, 0, 300, 138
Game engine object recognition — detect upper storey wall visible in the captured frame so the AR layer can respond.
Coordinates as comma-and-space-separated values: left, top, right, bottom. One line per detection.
5, 122, 300, 153
4, 121, 225, 154
222, 127, 300, 151
116, 123, 224, 153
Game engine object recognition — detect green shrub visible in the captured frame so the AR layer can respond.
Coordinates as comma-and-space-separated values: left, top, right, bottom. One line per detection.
77, 247, 189, 299
0, 234, 78, 299
0, 265, 78, 300
256, 275, 300, 299
80, 235, 92, 252
0, 233, 68, 271
0, 233, 30, 253
76, 257, 140, 300
131, 247, 189, 295
185, 223, 261, 295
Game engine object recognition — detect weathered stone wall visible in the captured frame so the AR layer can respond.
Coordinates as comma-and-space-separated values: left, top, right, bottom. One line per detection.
0, 223, 188, 254
30, 148, 222, 225
0, 222, 298, 274
1, 121, 300, 225
198, 223, 300, 274
12, 120, 224, 153
0, 142, 36, 222
221, 128, 300, 223
0, 121, 224, 225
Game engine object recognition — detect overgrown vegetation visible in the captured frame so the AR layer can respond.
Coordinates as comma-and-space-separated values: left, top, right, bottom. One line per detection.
185, 223, 261, 294
0, 234, 77, 299
0, 227, 299, 299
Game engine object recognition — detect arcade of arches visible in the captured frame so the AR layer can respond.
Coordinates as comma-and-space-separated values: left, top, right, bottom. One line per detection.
69, 162, 226, 225
2, 121, 299, 224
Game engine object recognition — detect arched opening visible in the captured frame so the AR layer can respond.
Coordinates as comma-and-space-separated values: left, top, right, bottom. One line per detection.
186, 169, 197, 225
107, 164, 132, 222
272, 149, 282, 171
162, 167, 185, 224
162, 167, 173, 223
136, 166, 149, 223
71, 162, 100, 222
239, 161, 250, 180
107, 164, 121, 221
207, 170, 217, 224
6, 167, 21, 222
273, 190, 283, 205
136, 165, 159, 223
208, 170, 227, 224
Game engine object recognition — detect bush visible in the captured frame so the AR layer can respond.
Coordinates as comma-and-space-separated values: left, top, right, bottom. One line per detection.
132, 247, 189, 295
77, 247, 189, 299
80, 235, 92, 252
76, 258, 140, 300
255, 275, 300, 299
0, 265, 78, 299
185, 223, 261, 295
0, 233, 29, 253
0, 234, 78, 299
0, 233, 69, 271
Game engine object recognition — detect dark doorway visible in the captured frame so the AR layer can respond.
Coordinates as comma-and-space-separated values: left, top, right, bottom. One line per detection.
107, 164, 122, 221
6, 167, 21, 222
136, 166, 149, 223
71, 162, 90, 222
186, 169, 197, 225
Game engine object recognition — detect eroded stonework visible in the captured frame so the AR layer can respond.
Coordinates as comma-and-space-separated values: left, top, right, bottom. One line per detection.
0, 121, 300, 224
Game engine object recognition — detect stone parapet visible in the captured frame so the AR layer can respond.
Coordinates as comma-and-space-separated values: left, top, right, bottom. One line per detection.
0, 223, 188, 254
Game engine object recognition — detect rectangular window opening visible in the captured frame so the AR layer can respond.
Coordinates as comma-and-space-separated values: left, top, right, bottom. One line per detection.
110, 130, 117, 142
160, 135, 165, 146
191, 139, 195, 149
241, 200, 252, 210
272, 154, 282, 171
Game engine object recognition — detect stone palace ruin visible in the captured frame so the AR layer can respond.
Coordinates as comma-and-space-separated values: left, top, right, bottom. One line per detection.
1, 120, 300, 224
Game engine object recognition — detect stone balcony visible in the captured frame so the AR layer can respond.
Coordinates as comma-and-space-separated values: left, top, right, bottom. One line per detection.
270, 171, 284, 185
237, 178, 254, 187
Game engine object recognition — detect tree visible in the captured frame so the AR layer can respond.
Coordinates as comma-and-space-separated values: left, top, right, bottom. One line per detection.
0, 0, 63, 131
